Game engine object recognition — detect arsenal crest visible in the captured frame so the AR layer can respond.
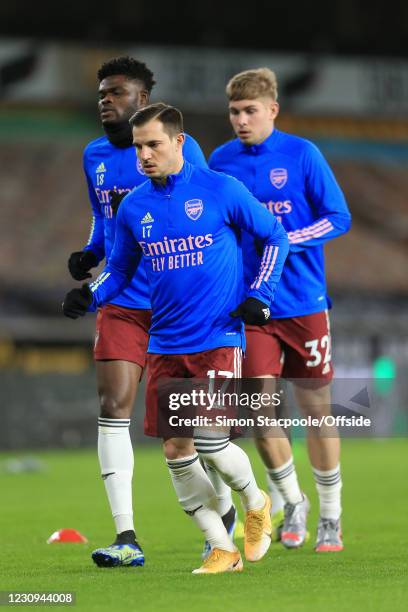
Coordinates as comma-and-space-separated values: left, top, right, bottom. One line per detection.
185, 198, 203, 221
270, 168, 288, 189
136, 158, 146, 175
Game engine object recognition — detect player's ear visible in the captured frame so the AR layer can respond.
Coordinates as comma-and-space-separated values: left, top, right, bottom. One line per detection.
139, 90, 149, 107
176, 132, 185, 148
271, 101, 279, 120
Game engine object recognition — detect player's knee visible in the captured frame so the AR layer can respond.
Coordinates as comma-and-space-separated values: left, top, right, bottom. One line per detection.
99, 392, 131, 419
163, 438, 195, 460
294, 383, 331, 419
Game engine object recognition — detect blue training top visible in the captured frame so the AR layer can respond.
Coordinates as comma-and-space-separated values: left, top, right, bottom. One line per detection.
209, 129, 352, 318
82, 133, 207, 309
89, 161, 289, 354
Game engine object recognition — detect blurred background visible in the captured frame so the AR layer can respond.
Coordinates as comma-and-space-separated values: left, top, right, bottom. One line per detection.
0, 1, 407, 450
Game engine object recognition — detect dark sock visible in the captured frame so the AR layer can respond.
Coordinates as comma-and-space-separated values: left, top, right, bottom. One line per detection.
221, 505, 236, 532
114, 530, 138, 545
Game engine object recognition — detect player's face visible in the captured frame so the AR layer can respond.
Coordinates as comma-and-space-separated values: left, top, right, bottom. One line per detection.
229, 97, 279, 145
133, 119, 185, 180
98, 75, 149, 125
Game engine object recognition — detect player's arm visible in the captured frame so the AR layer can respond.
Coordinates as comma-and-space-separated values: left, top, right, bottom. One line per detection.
63, 204, 142, 318
288, 144, 352, 253
184, 134, 208, 168
68, 164, 106, 280
225, 177, 289, 324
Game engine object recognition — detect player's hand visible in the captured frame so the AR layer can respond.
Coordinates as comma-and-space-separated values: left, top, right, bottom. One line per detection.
62, 283, 93, 319
68, 250, 98, 280
230, 297, 271, 326
109, 190, 127, 214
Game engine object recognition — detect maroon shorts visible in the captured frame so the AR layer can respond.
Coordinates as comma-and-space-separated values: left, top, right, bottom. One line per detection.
94, 304, 151, 368
243, 310, 333, 382
144, 346, 242, 437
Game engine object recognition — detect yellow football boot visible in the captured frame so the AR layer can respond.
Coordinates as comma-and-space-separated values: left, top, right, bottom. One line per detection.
192, 548, 243, 574
244, 490, 272, 561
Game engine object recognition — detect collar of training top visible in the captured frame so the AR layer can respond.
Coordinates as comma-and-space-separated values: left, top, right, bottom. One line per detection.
150, 160, 193, 192
239, 128, 279, 155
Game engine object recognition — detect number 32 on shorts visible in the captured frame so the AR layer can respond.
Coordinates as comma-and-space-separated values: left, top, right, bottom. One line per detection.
305, 334, 331, 374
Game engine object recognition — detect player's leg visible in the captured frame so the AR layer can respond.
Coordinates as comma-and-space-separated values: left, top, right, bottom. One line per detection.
92, 305, 150, 568
196, 436, 271, 562
243, 323, 307, 547
293, 382, 343, 551
264, 379, 292, 539
266, 479, 285, 540
253, 378, 307, 548
192, 347, 271, 562
145, 352, 242, 574
164, 436, 243, 574
284, 310, 343, 551
97, 360, 140, 531
200, 461, 239, 560
202, 459, 234, 521
200, 348, 242, 556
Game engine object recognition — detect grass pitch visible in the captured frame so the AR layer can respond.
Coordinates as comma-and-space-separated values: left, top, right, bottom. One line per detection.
1, 439, 407, 611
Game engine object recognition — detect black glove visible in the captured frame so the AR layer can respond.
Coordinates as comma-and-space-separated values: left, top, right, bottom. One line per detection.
109, 190, 127, 214
62, 283, 93, 319
230, 297, 271, 326
68, 250, 98, 280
